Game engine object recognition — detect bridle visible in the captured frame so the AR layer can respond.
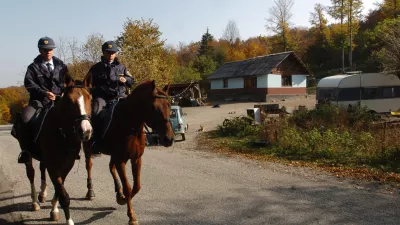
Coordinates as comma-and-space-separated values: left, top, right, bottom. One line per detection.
144, 93, 171, 130
58, 84, 92, 139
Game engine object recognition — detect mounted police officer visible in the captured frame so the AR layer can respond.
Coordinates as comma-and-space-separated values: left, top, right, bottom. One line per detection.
16, 36, 70, 163
83, 40, 135, 155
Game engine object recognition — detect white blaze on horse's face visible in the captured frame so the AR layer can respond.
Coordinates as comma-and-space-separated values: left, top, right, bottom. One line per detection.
78, 95, 93, 140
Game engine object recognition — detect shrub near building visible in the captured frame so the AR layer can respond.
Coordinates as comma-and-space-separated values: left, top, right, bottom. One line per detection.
214, 105, 400, 173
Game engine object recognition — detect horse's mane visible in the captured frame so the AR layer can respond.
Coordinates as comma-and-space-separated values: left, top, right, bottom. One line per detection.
130, 80, 168, 97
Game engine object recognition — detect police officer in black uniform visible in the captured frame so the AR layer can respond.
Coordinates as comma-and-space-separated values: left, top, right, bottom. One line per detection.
17, 36, 70, 163
84, 41, 134, 154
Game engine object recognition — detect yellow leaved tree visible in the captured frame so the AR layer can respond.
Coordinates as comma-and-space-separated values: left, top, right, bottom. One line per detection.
117, 18, 174, 87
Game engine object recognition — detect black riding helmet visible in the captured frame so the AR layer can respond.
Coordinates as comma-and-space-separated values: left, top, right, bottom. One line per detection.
38, 36, 56, 49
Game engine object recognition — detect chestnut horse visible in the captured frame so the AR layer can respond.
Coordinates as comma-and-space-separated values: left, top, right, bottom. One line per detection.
37, 78, 93, 225
15, 78, 96, 214
84, 80, 174, 225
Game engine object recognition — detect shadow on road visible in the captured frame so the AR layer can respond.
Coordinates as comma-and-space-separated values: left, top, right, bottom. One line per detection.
0, 193, 30, 202
0, 218, 23, 224
139, 185, 400, 225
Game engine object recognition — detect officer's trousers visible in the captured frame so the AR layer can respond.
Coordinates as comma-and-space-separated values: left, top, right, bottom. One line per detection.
92, 94, 127, 117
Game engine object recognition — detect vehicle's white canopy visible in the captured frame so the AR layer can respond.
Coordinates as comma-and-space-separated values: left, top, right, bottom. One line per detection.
317, 73, 400, 88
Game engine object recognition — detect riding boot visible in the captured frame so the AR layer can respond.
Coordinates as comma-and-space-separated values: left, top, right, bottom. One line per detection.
17, 122, 33, 164
91, 137, 102, 157
90, 119, 102, 157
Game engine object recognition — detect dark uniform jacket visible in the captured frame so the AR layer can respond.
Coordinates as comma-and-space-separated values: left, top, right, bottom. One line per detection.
85, 57, 134, 100
24, 56, 68, 105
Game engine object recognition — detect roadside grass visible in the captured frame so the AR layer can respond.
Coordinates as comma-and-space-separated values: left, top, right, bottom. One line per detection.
201, 105, 400, 187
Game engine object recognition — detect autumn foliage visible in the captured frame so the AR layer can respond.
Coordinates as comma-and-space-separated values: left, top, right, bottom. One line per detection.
0, 86, 28, 124
3, 0, 400, 124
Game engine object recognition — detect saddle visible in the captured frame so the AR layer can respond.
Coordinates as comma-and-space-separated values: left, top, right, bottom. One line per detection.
11, 106, 52, 162
31, 106, 52, 142
11, 106, 51, 142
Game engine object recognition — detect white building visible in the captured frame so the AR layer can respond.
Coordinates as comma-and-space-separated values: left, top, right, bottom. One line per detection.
207, 52, 311, 101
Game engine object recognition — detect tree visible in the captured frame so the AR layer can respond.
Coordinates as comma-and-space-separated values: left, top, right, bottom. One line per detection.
176, 42, 200, 66
375, 17, 400, 78
0, 99, 11, 124
222, 20, 240, 45
193, 55, 218, 80
265, 0, 294, 51
242, 36, 270, 58
310, 3, 331, 46
81, 33, 105, 63
329, 0, 362, 71
173, 64, 201, 84
347, 0, 363, 71
381, 0, 400, 18
55, 37, 69, 62
330, 0, 347, 72
0, 86, 28, 123
198, 28, 215, 56
117, 18, 173, 86
67, 38, 81, 61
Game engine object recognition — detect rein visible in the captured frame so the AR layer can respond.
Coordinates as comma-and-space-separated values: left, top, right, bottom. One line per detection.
155, 94, 168, 99
128, 94, 169, 135
57, 84, 92, 139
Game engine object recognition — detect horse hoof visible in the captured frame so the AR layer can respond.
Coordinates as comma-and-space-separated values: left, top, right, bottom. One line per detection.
116, 193, 127, 205
50, 211, 60, 221
86, 190, 95, 200
67, 218, 75, 225
38, 194, 46, 203
128, 219, 139, 225
32, 202, 40, 211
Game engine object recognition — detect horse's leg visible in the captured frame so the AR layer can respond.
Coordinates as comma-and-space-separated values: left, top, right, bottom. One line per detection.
49, 174, 74, 225
109, 161, 126, 205
25, 159, 40, 211
38, 162, 47, 203
50, 193, 60, 221
131, 157, 142, 198
83, 141, 95, 200
115, 160, 138, 225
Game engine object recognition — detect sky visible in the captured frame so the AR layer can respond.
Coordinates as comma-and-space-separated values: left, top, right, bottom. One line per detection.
0, 0, 380, 88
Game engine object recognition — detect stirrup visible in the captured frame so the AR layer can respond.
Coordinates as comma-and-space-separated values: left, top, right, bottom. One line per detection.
90, 141, 102, 158
91, 152, 102, 158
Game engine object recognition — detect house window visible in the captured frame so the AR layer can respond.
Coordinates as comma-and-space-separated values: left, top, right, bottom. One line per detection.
223, 79, 228, 88
282, 76, 292, 87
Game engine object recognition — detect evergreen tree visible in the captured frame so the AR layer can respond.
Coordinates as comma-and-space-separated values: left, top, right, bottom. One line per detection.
198, 28, 215, 56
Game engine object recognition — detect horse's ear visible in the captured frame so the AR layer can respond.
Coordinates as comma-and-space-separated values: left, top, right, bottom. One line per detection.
163, 84, 170, 94
83, 72, 92, 88
64, 73, 74, 88
151, 80, 156, 91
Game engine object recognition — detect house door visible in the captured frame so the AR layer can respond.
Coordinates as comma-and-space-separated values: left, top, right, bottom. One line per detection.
244, 77, 257, 92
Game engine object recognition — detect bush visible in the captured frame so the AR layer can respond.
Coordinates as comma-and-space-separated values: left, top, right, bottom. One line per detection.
290, 104, 380, 131
217, 116, 260, 138
213, 103, 400, 172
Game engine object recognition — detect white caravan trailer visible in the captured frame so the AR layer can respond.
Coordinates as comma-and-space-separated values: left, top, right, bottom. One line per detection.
316, 73, 400, 113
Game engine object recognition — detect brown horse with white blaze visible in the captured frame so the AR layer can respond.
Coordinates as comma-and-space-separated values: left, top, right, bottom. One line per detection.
84, 80, 174, 225
37, 77, 93, 225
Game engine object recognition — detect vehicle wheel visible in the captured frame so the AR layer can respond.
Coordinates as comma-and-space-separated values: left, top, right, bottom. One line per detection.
181, 133, 186, 141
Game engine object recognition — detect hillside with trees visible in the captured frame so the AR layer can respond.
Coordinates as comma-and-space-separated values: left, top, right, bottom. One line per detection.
1, 0, 400, 124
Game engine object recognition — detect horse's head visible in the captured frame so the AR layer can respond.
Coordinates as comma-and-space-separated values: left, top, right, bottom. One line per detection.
130, 80, 174, 147
57, 76, 93, 141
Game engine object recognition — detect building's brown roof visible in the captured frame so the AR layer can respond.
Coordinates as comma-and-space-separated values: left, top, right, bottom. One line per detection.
207, 51, 310, 80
